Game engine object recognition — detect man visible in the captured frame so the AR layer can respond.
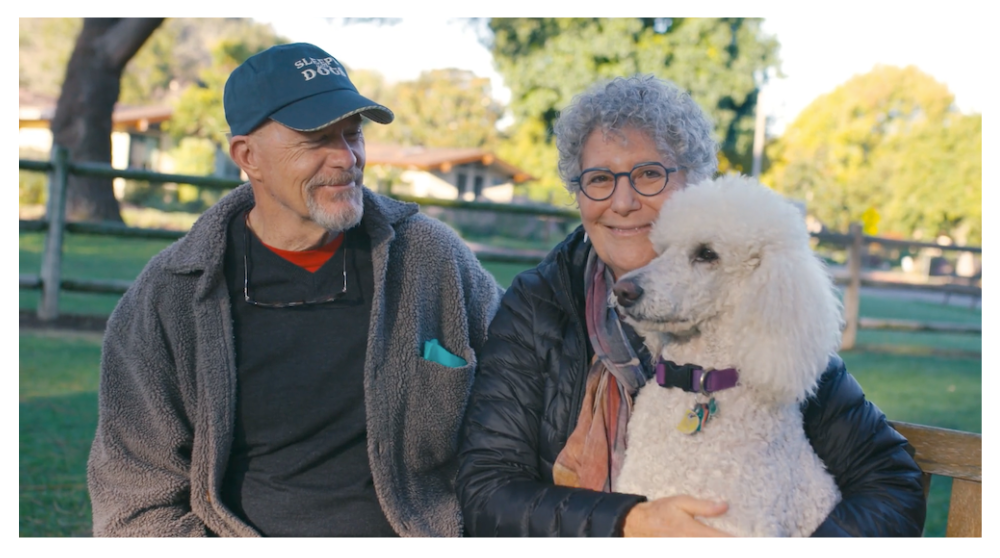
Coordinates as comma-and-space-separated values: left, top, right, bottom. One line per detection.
87, 42, 502, 537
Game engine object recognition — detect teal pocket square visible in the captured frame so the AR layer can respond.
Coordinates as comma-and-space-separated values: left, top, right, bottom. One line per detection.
422, 339, 467, 368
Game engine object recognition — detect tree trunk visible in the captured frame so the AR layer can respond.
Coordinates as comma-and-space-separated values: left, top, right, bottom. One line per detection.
50, 18, 164, 223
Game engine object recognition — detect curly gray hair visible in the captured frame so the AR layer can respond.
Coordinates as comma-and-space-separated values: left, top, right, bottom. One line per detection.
554, 74, 719, 192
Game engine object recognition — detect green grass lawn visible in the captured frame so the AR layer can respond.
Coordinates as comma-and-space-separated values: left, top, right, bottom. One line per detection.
19, 231, 981, 537
20, 331, 103, 537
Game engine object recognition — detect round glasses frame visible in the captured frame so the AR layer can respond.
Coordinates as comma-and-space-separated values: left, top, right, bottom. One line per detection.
570, 162, 686, 201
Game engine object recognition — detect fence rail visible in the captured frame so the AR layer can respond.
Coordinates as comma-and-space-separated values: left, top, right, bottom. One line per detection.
18, 149, 983, 336
813, 231, 983, 255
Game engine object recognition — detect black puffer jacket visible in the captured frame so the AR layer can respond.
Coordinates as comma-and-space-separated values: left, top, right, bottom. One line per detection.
457, 227, 926, 537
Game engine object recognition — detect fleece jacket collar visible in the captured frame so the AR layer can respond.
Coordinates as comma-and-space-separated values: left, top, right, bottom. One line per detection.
161, 183, 418, 277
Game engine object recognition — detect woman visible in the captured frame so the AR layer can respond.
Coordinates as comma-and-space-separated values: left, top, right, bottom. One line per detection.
456, 75, 926, 537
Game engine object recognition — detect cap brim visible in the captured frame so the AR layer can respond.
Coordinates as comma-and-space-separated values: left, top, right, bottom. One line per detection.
269, 89, 394, 131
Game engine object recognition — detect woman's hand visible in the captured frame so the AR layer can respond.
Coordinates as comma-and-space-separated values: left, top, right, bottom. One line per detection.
622, 496, 733, 537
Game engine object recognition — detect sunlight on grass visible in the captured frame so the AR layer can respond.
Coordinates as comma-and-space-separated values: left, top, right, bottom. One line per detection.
121, 205, 201, 230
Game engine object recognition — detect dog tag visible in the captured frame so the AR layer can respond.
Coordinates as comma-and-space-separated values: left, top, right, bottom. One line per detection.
676, 409, 701, 434
702, 398, 718, 424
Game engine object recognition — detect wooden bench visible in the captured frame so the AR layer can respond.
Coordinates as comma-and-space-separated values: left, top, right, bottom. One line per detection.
890, 421, 982, 537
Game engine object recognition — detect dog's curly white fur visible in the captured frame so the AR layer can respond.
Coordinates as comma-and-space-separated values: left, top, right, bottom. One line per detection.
612, 174, 844, 536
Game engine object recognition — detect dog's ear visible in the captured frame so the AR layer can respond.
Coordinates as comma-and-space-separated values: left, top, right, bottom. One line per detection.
730, 246, 844, 406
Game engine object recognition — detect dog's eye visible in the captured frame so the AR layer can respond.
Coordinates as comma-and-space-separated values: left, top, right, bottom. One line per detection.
693, 245, 719, 263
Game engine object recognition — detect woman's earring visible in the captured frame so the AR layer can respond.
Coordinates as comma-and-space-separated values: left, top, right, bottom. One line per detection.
583, 232, 589, 243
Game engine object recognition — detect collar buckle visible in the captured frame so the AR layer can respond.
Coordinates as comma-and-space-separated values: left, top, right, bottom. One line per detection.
655, 357, 740, 395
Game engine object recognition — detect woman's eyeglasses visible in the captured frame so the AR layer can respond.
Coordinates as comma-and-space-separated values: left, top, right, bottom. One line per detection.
243, 213, 348, 308
571, 162, 685, 201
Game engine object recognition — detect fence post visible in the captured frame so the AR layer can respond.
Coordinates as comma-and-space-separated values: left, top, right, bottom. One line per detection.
38, 145, 69, 321
841, 222, 863, 350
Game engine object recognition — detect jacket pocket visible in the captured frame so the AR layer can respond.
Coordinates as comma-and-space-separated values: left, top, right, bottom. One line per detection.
403, 354, 476, 473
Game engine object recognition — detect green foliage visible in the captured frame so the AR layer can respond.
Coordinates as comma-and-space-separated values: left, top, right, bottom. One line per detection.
19, 170, 47, 206
168, 32, 285, 147
496, 118, 576, 206
360, 68, 504, 149
18, 18, 82, 97
20, 18, 286, 137
874, 113, 982, 245
119, 21, 177, 105
167, 137, 218, 207
764, 65, 981, 243
485, 18, 779, 201
170, 136, 216, 174
121, 18, 287, 106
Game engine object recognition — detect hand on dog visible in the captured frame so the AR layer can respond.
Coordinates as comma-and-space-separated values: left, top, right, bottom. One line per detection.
622, 496, 732, 537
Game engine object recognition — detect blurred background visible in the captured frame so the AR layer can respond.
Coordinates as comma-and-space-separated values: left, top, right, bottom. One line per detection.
19, 11, 981, 538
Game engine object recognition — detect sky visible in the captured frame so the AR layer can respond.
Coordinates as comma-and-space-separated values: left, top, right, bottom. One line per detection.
255, 7, 986, 136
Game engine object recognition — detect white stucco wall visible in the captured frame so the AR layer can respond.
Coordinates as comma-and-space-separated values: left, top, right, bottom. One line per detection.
398, 170, 460, 198
111, 131, 131, 200
18, 128, 53, 156
395, 169, 515, 202
481, 183, 514, 203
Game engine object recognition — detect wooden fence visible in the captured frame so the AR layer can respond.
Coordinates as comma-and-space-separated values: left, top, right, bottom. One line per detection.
19, 147, 983, 348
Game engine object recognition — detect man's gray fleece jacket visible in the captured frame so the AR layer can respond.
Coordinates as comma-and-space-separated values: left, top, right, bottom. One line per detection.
87, 184, 503, 537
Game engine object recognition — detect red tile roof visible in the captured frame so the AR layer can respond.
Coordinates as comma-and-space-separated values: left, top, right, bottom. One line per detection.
18, 87, 173, 126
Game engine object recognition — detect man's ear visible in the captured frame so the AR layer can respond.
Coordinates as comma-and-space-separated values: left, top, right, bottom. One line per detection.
229, 135, 258, 181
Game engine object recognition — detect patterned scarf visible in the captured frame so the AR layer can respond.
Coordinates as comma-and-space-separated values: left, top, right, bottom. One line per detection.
552, 249, 648, 492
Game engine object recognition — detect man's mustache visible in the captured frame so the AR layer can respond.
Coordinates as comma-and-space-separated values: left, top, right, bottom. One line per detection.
306, 168, 364, 190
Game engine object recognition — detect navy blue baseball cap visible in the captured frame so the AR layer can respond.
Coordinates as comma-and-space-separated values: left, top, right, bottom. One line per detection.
223, 42, 394, 136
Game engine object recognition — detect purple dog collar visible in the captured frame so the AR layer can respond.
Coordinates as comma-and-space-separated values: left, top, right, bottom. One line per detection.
654, 358, 740, 395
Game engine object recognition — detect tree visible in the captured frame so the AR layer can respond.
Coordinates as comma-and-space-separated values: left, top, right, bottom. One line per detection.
483, 18, 779, 203
19, 18, 82, 98
22, 18, 288, 221
50, 18, 164, 222
358, 68, 503, 149
167, 35, 285, 149
871, 113, 981, 245
121, 18, 285, 106
764, 65, 980, 242
19, 18, 283, 106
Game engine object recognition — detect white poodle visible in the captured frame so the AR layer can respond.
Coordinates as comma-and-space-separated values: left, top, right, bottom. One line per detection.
611, 174, 844, 537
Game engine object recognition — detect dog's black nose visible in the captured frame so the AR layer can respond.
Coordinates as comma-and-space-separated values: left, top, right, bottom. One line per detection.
613, 279, 643, 308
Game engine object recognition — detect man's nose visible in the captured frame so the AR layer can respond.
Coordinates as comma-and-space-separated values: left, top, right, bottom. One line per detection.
323, 138, 359, 169
612, 278, 644, 308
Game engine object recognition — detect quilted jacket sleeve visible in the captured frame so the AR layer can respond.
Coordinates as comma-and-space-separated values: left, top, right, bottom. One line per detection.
87, 271, 207, 537
457, 272, 646, 537
804, 357, 927, 536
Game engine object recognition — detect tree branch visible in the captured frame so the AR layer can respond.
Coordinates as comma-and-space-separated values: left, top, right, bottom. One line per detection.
96, 18, 165, 69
